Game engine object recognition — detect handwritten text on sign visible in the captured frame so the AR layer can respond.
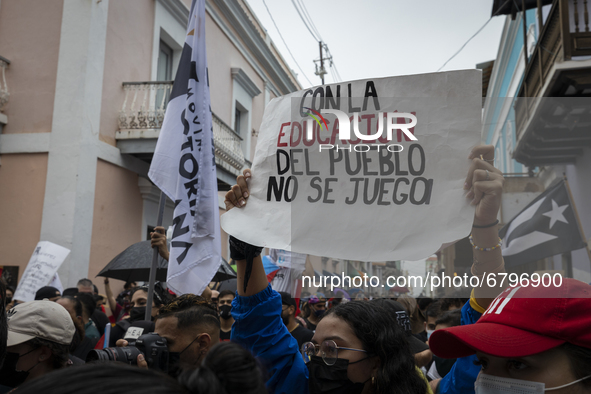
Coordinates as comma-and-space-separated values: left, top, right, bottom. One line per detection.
221, 71, 481, 262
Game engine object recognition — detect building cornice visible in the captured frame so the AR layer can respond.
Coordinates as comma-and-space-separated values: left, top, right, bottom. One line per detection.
231, 67, 261, 97
157, 0, 190, 27
209, 0, 300, 95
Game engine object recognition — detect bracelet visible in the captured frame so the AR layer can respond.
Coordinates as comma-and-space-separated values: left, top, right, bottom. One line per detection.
469, 235, 502, 252
472, 220, 499, 229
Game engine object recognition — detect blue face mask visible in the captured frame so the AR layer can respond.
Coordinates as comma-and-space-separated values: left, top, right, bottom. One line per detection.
475, 372, 591, 393
426, 329, 434, 340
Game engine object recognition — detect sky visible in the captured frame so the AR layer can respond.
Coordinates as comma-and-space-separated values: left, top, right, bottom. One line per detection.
245, 0, 507, 89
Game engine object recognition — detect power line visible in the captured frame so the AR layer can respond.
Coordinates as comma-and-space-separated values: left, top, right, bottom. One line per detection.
437, 0, 511, 72
290, 0, 320, 41
295, 0, 323, 42
261, 0, 314, 86
289, 0, 343, 83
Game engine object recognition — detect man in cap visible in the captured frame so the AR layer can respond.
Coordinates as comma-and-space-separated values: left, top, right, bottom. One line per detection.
34, 286, 61, 301
0, 300, 75, 390
429, 278, 591, 393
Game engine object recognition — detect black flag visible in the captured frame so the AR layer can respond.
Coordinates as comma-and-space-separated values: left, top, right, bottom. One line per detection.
499, 180, 586, 267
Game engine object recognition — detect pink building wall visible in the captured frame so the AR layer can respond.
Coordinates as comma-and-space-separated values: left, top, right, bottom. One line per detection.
0, 153, 48, 277
89, 160, 144, 296
99, 0, 155, 146
0, 0, 63, 134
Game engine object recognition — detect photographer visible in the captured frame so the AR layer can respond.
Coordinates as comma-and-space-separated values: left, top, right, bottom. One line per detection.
114, 293, 220, 375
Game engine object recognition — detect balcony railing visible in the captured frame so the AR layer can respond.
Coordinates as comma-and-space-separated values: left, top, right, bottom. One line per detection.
516, 0, 591, 131
0, 56, 10, 113
119, 81, 172, 130
117, 81, 246, 176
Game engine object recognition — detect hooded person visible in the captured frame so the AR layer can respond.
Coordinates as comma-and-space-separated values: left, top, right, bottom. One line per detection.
0, 300, 75, 390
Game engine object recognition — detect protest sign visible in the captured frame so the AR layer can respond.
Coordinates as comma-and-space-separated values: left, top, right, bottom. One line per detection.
13, 241, 70, 302
221, 70, 481, 262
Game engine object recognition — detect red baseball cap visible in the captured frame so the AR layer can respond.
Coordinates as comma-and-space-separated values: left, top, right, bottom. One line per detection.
430, 278, 591, 359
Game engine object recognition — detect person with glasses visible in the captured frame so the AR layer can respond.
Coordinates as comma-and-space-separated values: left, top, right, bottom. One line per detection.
223, 145, 505, 394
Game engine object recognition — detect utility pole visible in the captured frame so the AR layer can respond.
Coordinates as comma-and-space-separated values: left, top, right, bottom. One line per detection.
314, 41, 329, 85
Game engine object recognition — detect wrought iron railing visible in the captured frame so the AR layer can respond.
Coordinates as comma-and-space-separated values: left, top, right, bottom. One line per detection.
118, 81, 246, 175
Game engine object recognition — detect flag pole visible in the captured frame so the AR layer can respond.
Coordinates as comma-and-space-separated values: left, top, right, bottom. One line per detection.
563, 175, 591, 273
145, 191, 166, 320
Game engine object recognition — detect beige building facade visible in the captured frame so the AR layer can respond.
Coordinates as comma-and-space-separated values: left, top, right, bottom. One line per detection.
0, 0, 300, 294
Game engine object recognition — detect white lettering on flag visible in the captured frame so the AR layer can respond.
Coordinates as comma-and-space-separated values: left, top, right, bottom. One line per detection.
148, 0, 221, 296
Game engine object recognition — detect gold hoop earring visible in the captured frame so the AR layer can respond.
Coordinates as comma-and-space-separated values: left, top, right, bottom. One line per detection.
372, 376, 375, 385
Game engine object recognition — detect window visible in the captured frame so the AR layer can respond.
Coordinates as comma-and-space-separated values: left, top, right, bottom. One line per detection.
234, 106, 242, 136
157, 41, 173, 81
156, 41, 173, 108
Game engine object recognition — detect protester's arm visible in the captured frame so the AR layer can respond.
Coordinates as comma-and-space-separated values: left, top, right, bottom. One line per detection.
150, 226, 169, 261
103, 278, 118, 315
224, 170, 269, 297
464, 145, 506, 309
224, 169, 309, 394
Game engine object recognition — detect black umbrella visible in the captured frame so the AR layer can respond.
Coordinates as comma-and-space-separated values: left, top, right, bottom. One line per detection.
97, 240, 237, 283
216, 278, 237, 293
215, 258, 237, 282
97, 241, 168, 282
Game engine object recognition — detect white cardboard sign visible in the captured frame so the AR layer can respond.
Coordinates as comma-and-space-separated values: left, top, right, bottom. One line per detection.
222, 71, 480, 262
13, 241, 70, 302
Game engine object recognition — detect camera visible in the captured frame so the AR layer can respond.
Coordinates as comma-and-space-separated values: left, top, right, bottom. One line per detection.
86, 333, 170, 372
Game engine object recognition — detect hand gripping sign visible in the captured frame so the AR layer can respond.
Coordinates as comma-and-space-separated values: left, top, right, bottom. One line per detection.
221, 71, 481, 262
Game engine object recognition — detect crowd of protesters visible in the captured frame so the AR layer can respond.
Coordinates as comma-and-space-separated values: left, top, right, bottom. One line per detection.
1, 145, 590, 393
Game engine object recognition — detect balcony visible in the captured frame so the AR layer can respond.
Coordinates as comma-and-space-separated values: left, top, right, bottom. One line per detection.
0, 56, 9, 131
116, 81, 246, 187
514, 0, 591, 166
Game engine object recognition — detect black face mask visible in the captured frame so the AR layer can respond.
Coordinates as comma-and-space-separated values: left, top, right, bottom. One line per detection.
219, 304, 232, 320
167, 334, 202, 378
307, 356, 369, 394
129, 306, 148, 322
0, 349, 39, 388
281, 311, 290, 326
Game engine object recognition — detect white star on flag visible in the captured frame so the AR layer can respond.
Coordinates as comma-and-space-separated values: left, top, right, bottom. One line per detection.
542, 199, 569, 229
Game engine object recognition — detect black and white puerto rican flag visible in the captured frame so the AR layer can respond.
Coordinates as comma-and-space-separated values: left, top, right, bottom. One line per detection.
148, 0, 221, 295
499, 180, 586, 267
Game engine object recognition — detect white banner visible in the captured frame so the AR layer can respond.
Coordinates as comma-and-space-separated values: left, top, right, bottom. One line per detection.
148, 0, 221, 295
222, 71, 480, 262
13, 241, 70, 302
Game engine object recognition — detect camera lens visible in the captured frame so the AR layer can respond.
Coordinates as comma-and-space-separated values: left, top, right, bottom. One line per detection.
86, 346, 143, 364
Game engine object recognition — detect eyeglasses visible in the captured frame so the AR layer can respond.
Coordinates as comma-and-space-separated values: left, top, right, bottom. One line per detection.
301, 340, 367, 366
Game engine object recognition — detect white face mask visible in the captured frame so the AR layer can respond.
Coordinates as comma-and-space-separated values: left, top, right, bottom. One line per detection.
426, 329, 434, 340
475, 373, 591, 393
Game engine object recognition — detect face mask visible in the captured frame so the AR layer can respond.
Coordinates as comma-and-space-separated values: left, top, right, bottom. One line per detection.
167, 334, 202, 378
426, 329, 434, 340
307, 355, 369, 394
281, 311, 290, 326
219, 304, 232, 320
129, 306, 148, 322
475, 372, 591, 393
0, 349, 39, 388
314, 309, 325, 318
